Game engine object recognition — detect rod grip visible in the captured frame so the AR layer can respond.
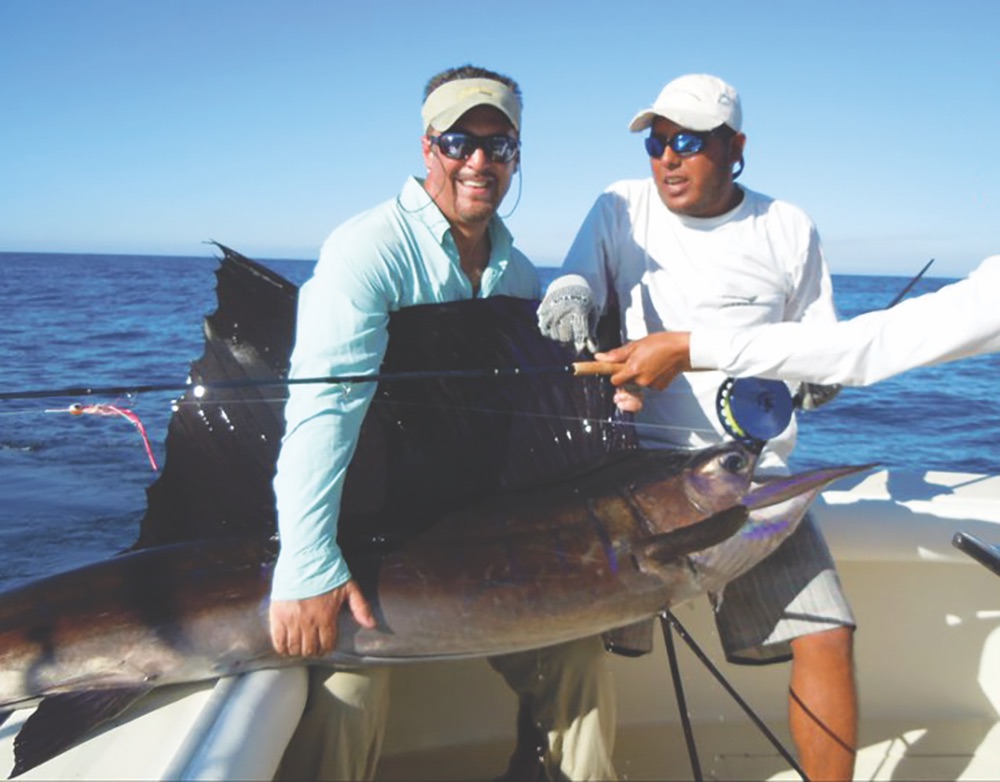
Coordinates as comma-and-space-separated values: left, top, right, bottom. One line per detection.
572, 361, 623, 376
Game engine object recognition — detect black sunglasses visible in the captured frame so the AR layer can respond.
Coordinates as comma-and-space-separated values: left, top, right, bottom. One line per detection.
644, 129, 717, 159
427, 132, 519, 164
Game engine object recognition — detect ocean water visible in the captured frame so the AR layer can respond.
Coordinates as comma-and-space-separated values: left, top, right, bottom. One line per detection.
0, 251, 997, 590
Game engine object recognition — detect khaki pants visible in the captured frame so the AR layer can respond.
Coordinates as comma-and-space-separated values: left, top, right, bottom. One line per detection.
276, 635, 616, 781
275, 667, 391, 781
490, 635, 617, 781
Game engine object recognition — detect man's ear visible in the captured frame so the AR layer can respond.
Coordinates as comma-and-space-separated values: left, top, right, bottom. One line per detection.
729, 132, 747, 167
421, 134, 435, 169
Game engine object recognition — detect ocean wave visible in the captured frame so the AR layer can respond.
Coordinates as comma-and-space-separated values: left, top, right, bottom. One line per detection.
0, 440, 40, 453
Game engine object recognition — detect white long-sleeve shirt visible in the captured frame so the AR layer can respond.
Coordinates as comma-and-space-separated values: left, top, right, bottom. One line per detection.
562, 179, 836, 474
691, 255, 1000, 386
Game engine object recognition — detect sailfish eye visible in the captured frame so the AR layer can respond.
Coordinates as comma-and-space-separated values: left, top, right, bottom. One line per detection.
721, 452, 749, 473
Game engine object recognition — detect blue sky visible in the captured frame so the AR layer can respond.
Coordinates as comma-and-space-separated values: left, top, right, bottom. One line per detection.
2, 0, 997, 277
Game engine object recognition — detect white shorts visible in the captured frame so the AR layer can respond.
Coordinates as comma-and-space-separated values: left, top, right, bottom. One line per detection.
711, 512, 855, 664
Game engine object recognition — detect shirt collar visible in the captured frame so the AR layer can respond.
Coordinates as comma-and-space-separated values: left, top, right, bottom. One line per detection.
664, 184, 749, 229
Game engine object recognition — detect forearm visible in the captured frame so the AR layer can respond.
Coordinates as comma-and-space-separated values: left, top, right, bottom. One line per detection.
270, 253, 389, 600
690, 321, 876, 384
271, 405, 369, 600
692, 261, 1000, 386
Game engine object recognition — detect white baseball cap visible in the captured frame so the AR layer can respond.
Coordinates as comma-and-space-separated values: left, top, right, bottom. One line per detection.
629, 74, 742, 133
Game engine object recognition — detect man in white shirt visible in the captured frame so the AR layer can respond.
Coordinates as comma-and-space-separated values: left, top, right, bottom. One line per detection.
539, 74, 857, 780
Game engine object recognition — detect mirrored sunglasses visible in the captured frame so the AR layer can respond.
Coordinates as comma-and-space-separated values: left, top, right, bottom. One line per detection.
428, 132, 519, 164
644, 129, 714, 158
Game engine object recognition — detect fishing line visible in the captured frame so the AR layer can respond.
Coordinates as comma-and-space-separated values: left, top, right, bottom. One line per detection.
143, 381, 754, 439
1, 368, 773, 442
168, 393, 727, 440
3, 389, 719, 454
0, 409, 59, 418
168, 383, 729, 435
3, 392, 722, 480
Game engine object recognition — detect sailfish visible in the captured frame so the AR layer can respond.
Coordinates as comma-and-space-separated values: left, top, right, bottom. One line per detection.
0, 246, 867, 775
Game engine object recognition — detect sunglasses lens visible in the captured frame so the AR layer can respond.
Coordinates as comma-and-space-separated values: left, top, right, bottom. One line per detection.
644, 136, 665, 158
488, 136, 518, 163
437, 133, 473, 160
673, 133, 705, 155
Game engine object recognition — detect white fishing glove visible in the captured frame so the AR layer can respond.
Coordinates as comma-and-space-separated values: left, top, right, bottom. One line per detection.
537, 274, 598, 354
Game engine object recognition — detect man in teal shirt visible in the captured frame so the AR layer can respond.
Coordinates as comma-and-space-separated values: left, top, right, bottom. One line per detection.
271, 65, 617, 781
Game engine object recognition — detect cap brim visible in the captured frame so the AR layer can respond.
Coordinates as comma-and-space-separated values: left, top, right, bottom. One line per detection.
628, 110, 656, 133
628, 106, 730, 133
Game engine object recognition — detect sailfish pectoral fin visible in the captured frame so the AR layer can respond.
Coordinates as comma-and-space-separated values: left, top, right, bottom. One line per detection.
11, 685, 154, 778
635, 505, 749, 564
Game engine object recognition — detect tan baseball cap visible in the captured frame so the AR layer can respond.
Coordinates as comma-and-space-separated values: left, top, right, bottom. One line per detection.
629, 74, 742, 133
422, 78, 521, 132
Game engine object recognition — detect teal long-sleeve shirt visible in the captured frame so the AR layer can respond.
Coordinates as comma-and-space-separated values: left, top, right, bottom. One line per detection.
270, 177, 540, 600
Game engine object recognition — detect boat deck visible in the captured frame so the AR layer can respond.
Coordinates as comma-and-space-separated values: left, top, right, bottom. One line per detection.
377, 718, 1000, 781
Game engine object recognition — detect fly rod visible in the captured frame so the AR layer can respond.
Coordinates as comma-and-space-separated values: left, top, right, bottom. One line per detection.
886, 258, 934, 308
0, 361, 623, 403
